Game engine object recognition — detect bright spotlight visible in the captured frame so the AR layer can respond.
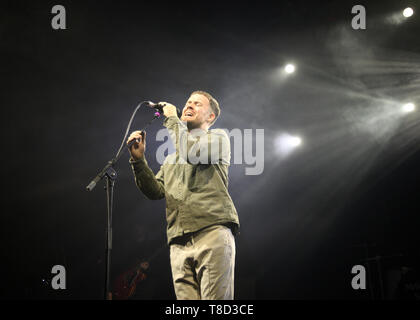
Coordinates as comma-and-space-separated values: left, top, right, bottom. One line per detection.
402, 103, 415, 113
403, 7, 414, 18
275, 133, 302, 157
284, 64, 295, 74
289, 136, 302, 147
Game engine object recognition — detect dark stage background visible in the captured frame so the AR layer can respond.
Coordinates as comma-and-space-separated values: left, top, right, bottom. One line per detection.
1, 0, 420, 299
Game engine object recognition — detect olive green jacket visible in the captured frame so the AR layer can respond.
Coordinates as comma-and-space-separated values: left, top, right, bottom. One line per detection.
130, 116, 239, 244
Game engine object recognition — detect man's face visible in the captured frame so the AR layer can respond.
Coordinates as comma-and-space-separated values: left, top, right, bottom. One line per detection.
181, 93, 214, 129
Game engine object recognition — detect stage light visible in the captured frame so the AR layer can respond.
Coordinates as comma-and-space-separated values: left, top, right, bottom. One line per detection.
275, 133, 302, 157
289, 136, 302, 147
284, 64, 295, 74
402, 103, 415, 113
403, 7, 414, 18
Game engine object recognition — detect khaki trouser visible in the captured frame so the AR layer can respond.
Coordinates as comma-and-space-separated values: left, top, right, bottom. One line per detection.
169, 224, 236, 300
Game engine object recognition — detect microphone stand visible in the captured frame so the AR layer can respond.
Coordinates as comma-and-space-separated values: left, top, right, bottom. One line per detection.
86, 102, 161, 300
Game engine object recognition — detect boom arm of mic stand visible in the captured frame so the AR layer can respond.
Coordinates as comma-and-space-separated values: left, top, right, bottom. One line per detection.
85, 107, 161, 191
86, 161, 116, 191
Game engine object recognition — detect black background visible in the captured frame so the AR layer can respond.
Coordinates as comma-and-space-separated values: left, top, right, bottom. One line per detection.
1, 0, 420, 300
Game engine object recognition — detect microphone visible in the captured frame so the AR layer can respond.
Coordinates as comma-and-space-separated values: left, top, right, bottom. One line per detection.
146, 101, 182, 118
126, 101, 183, 150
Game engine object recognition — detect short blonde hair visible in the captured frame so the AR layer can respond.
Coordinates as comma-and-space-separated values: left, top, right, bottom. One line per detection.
191, 90, 220, 125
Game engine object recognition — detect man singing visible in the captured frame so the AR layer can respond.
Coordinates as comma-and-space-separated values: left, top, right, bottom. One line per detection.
127, 91, 239, 300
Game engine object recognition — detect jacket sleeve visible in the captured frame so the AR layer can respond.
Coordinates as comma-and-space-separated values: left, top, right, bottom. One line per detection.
129, 157, 165, 200
163, 116, 230, 165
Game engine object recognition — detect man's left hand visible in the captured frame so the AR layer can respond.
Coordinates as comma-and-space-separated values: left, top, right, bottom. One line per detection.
159, 102, 178, 118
